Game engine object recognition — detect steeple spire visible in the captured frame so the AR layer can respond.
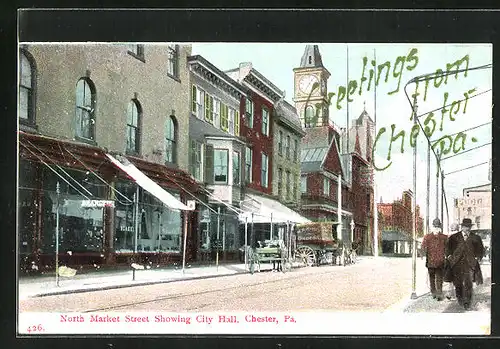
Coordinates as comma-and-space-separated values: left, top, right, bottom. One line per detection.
300, 45, 324, 68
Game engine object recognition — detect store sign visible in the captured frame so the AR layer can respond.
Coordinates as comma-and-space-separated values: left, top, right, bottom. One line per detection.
80, 200, 115, 208
456, 198, 485, 208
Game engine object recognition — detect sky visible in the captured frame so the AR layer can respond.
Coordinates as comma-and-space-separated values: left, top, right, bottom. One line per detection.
192, 43, 492, 231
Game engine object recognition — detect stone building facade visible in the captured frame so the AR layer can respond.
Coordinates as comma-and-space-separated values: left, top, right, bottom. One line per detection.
18, 43, 202, 273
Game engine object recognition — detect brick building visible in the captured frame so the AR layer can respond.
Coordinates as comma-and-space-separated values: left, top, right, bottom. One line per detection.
378, 190, 424, 255
226, 62, 309, 244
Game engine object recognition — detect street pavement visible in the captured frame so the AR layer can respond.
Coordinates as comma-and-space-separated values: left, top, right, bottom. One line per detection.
19, 256, 491, 315
20, 256, 427, 312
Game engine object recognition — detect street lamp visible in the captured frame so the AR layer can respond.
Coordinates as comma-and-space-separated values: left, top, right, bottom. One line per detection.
350, 219, 355, 245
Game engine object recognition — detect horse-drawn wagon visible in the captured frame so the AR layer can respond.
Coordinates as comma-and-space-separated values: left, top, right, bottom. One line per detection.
293, 221, 353, 266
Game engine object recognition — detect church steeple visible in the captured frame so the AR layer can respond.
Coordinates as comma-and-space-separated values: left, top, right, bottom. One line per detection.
300, 45, 324, 68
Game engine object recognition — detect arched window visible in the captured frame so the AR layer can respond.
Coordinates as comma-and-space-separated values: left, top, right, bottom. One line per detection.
19, 51, 35, 124
165, 116, 177, 164
304, 105, 315, 128
75, 78, 96, 140
126, 99, 142, 154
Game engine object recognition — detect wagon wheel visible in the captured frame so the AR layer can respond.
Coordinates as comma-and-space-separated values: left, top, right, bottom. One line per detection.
294, 246, 316, 267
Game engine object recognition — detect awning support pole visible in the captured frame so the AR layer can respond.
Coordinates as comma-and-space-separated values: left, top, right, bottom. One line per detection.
133, 186, 139, 281
216, 206, 220, 272
270, 212, 273, 240
182, 209, 189, 275
244, 217, 248, 271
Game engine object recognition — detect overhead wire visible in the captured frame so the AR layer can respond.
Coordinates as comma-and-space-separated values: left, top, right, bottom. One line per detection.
63, 145, 133, 204
19, 142, 91, 200
23, 139, 94, 197
403, 63, 492, 228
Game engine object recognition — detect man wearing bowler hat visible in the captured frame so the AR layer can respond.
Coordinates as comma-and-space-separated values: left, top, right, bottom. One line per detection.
421, 218, 448, 300
446, 218, 484, 310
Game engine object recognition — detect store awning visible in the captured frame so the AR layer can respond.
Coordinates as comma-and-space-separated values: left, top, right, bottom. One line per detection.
106, 154, 193, 212
382, 230, 411, 242
239, 193, 311, 224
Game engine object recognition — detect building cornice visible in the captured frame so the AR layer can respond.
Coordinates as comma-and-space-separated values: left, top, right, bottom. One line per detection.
188, 57, 247, 100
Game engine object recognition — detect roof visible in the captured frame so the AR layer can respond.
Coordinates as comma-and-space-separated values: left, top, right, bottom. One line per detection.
463, 183, 491, 195
189, 115, 234, 140
382, 230, 411, 242
188, 55, 248, 96
300, 147, 328, 172
300, 45, 324, 68
302, 127, 331, 149
274, 99, 304, 135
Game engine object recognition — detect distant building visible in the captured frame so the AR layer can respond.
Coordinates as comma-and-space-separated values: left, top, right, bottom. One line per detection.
454, 183, 491, 230
378, 190, 424, 255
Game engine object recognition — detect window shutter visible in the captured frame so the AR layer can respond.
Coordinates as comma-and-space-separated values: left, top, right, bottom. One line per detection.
205, 94, 211, 122
235, 111, 240, 136
204, 144, 214, 185
189, 140, 196, 177
191, 86, 197, 113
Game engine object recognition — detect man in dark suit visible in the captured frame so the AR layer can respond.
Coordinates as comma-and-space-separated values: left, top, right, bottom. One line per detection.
446, 218, 484, 310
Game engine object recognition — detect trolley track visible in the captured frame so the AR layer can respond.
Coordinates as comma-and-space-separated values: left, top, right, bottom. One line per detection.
81, 266, 342, 313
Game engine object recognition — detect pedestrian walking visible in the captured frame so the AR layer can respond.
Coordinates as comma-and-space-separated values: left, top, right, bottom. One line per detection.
421, 218, 448, 301
446, 218, 485, 310
444, 223, 460, 300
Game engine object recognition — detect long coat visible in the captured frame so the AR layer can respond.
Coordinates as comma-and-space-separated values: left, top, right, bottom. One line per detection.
446, 231, 484, 284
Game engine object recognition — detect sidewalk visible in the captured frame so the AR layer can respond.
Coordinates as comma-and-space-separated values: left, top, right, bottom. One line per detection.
19, 257, 366, 300
402, 261, 492, 314
19, 263, 250, 300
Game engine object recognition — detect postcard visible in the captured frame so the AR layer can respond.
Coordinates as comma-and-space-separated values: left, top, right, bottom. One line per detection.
17, 41, 492, 336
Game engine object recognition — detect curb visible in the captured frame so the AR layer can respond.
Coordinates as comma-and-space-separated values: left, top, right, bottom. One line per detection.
23, 259, 368, 299
27, 268, 249, 298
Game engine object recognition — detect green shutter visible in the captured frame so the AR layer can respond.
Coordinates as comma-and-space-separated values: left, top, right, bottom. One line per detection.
204, 144, 214, 185
191, 86, 197, 113
205, 94, 211, 122
234, 111, 240, 135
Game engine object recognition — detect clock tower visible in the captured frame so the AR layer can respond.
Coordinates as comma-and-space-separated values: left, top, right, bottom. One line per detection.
293, 45, 331, 128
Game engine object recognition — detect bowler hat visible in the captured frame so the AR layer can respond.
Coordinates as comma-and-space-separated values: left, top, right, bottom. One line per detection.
432, 218, 442, 228
461, 218, 473, 227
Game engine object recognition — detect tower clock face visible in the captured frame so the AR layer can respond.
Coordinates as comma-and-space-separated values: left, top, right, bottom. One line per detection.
299, 75, 319, 94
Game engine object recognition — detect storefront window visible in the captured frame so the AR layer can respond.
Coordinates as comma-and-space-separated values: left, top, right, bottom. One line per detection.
114, 180, 182, 253
41, 166, 107, 253
18, 160, 37, 257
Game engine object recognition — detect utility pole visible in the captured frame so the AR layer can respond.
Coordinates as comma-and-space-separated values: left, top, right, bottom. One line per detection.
441, 171, 445, 232
55, 181, 60, 287
133, 187, 139, 281
411, 90, 418, 300
216, 206, 220, 271
436, 152, 440, 220
426, 140, 430, 236
373, 48, 379, 258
